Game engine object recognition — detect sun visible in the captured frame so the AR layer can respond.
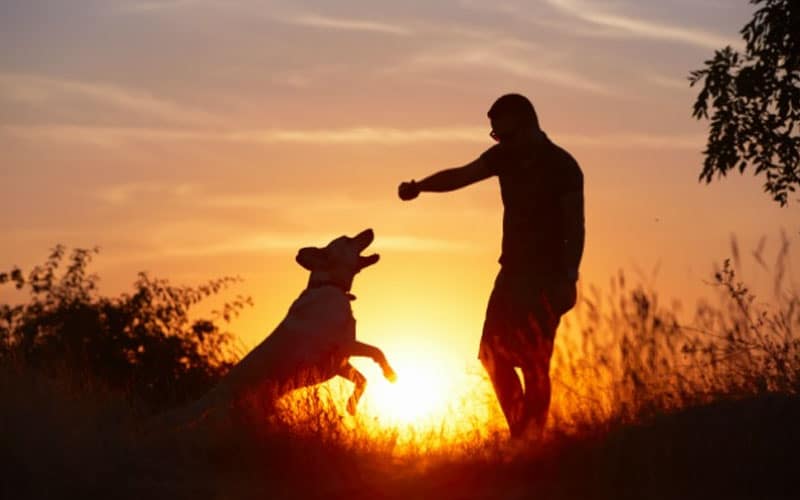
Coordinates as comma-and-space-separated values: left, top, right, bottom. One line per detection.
363, 356, 454, 425
277, 333, 503, 449
349, 339, 496, 440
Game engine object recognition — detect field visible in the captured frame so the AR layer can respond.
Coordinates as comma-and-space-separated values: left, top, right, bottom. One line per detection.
3, 244, 799, 500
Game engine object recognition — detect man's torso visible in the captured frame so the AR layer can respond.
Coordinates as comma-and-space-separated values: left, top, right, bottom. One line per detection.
480, 133, 583, 282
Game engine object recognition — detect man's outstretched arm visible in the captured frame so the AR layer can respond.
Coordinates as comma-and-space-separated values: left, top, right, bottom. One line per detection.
398, 157, 493, 200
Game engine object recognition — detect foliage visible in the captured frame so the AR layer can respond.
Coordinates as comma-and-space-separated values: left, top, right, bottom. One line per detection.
2, 238, 800, 499
690, 0, 800, 205
552, 234, 799, 427
0, 245, 250, 412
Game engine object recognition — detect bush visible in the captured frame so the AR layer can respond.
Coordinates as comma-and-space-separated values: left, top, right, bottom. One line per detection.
0, 245, 250, 412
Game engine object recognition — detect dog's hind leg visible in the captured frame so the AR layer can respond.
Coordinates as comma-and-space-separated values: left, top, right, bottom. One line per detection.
347, 341, 398, 382
338, 362, 367, 415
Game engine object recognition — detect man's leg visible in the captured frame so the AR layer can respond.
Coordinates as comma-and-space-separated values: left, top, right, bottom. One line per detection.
519, 292, 559, 436
521, 338, 554, 435
480, 345, 526, 437
479, 276, 526, 437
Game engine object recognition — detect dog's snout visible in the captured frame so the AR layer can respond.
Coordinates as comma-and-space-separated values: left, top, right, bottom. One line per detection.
353, 228, 375, 250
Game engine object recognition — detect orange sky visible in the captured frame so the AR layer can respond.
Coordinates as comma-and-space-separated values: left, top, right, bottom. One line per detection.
1, 0, 798, 369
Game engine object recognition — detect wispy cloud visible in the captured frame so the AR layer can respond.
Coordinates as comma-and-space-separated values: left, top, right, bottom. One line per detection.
457, 0, 628, 39
281, 13, 413, 36
88, 186, 481, 255
95, 182, 199, 205
113, 0, 211, 13
375, 236, 476, 252
1, 124, 488, 146
0, 73, 219, 126
156, 232, 475, 257
201, 193, 369, 211
2, 123, 704, 149
397, 46, 614, 96
91, 183, 492, 221
544, 0, 738, 49
225, 126, 485, 144
644, 74, 693, 91
94, 185, 374, 213
1, 125, 208, 147
558, 131, 704, 149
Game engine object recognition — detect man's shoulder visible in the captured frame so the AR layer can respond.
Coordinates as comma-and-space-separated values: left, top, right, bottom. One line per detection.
543, 137, 583, 190
545, 137, 580, 169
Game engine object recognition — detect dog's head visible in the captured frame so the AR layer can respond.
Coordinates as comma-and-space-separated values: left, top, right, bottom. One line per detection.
295, 229, 379, 291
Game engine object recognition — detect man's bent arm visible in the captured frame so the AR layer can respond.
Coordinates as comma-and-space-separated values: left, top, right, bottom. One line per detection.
561, 190, 585, 281
416, 158, 493, 192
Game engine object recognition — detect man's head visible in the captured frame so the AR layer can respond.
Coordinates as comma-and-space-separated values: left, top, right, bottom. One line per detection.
488, 93, 539, 143
296, 229, 380, 291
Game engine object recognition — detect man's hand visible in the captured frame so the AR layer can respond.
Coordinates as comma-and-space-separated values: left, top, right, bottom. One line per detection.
398, 180, 420, 201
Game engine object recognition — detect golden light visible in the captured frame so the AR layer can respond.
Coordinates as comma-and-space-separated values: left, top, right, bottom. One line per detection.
349, 335, 503, 446
274, 325, 508, 451
360, 353, 455, 425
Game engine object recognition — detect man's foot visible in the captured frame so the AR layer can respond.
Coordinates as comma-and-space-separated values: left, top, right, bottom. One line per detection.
511, 420, 544, 442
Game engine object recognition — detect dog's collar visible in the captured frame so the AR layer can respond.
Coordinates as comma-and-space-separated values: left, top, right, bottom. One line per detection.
308, 280, 356, 301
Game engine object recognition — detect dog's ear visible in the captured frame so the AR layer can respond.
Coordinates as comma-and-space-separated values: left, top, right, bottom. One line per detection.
296, 247, 329, 271
357, 253, 380, 271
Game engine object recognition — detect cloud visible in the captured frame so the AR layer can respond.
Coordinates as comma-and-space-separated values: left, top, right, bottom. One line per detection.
156, 232, 475, 257
375, 235, 476, 252
395, 46, 614, 96
2, 123, 704, 149
201, 192, 368, 211
225, 126, 485, 144
543, 0, 738, 49
1, 124, 488, 146
112, 0, 211, 13
0, 124, 207, 147
95, 182, 198, 205
558, 131, 704, 149
280, 13, 413, 36
94, 185, 374, 213
457, 0, 627, 39
0, 73, 219, 126
643, 74, 693, 91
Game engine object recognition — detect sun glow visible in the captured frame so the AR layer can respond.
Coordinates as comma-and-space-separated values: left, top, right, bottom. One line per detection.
350, 338, 501, 445
276, 332, 506, 451
362, 356, 455, 425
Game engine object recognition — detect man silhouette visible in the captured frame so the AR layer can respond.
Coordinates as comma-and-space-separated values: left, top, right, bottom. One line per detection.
397, 94, 584, 438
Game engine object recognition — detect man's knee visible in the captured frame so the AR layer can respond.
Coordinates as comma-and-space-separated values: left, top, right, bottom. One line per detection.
478, 339, 496, 370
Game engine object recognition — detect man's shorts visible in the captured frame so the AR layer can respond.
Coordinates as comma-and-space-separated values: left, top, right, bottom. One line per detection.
478, 268, 575, 369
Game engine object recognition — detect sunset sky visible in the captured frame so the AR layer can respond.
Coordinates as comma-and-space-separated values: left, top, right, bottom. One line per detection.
2, 0, 798, 373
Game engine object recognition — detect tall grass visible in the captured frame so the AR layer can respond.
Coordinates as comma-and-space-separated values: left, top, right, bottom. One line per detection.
550, 234, 799, 432
2, 235, 799, 498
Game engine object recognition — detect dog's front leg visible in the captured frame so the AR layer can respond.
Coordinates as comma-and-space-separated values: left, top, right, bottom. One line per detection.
338, 362, 366, 415
348, 341, 398, 382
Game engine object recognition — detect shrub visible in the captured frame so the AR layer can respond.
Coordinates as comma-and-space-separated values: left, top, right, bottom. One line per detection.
0, 245, 250, 412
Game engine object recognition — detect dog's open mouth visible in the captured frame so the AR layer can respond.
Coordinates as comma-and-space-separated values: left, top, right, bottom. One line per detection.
354, 229, 379, 270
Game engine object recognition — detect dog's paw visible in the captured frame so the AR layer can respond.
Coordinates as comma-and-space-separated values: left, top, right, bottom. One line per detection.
384, 368, 398, 383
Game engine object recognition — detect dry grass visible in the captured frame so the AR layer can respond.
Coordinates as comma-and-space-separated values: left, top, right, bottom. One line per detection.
2, 237, 799, 499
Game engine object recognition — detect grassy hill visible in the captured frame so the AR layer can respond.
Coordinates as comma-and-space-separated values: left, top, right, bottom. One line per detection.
2, 247, 798, 499
2, 366, 798, 500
